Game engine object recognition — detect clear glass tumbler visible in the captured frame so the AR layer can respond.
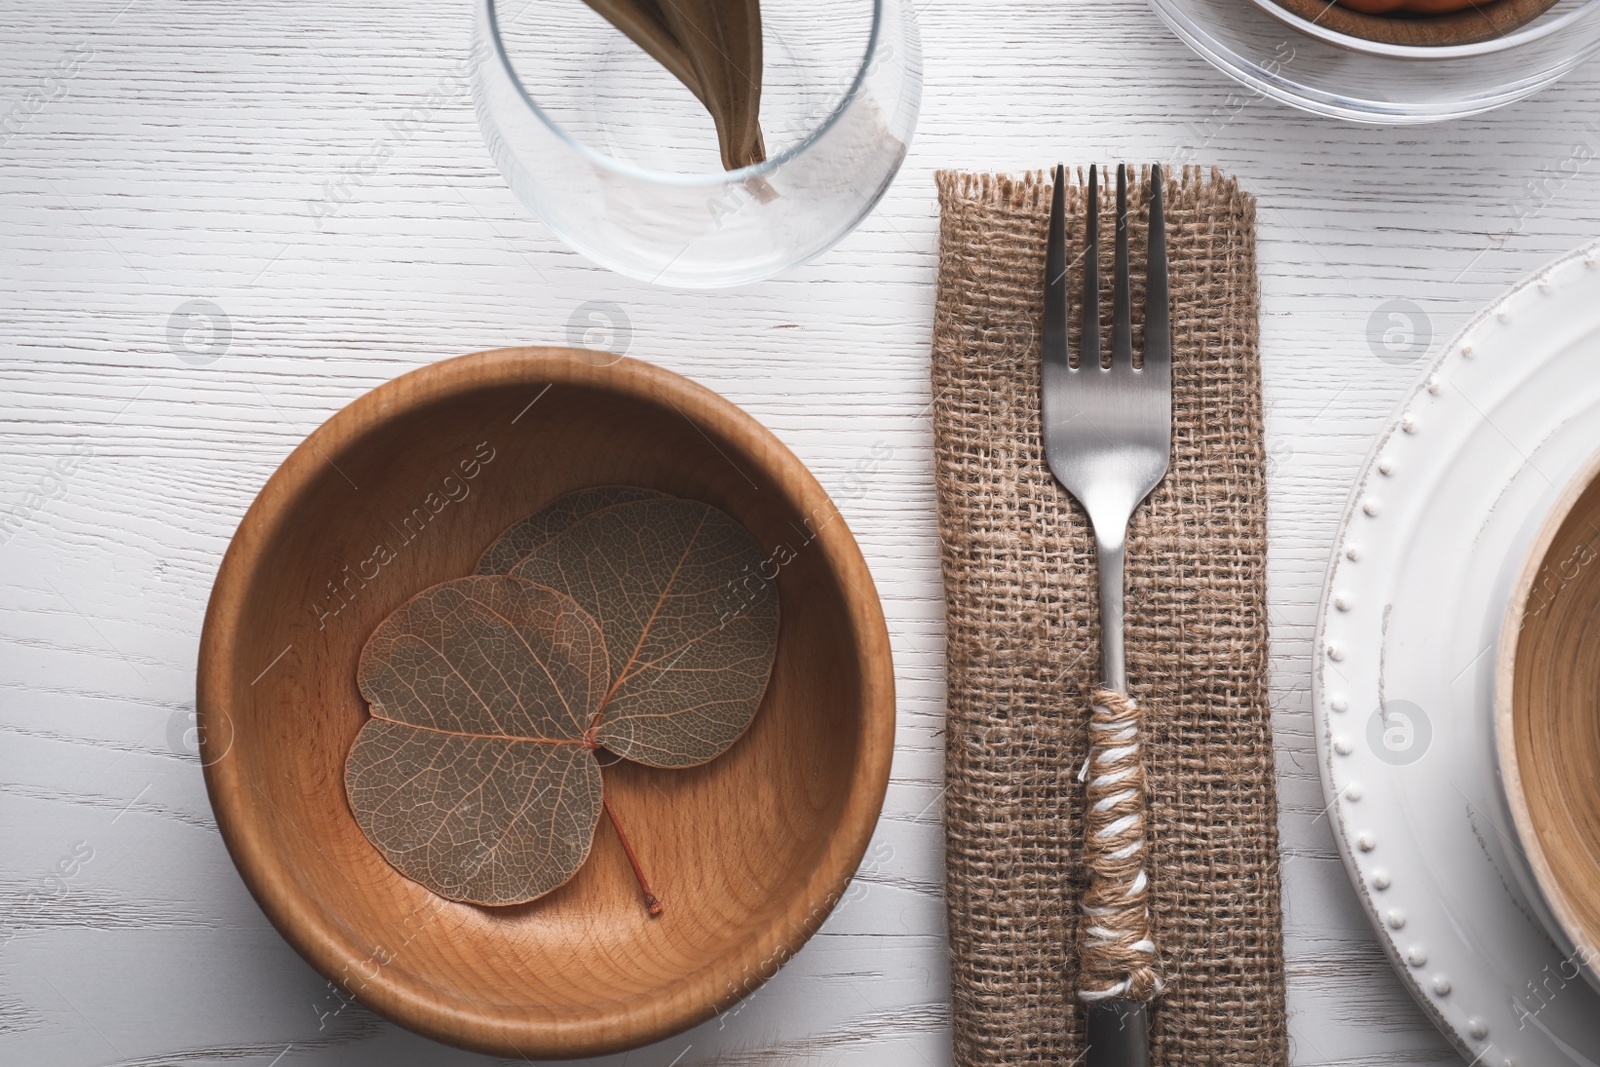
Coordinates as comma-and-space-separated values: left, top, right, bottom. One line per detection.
471, 0, 922, 288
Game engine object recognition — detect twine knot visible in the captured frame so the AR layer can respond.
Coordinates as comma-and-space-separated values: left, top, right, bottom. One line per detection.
1077, 688, 1163, 1002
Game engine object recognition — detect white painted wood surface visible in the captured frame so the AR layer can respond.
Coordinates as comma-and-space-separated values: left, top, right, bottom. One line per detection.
3, 0, 1599, 1060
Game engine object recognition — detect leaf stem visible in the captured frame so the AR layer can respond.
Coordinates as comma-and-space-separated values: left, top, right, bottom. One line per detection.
602, 793, 663, 916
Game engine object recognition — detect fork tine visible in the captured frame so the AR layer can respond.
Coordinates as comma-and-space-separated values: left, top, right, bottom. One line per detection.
1112, 163, 1132, 369
1083, 165, 1099, 371
1044, 164, 1068, 377
1144, 163, 1171, 383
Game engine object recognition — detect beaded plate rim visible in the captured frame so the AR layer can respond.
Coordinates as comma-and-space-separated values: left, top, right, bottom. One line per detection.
1313, 240, 1600, 1067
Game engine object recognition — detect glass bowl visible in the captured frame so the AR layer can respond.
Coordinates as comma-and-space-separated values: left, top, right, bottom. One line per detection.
471, 0, 922, 288
1148, 0, 1600, 123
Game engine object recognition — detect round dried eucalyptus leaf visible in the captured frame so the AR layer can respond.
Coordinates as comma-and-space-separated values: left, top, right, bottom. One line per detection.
475, 485, 666, 576
346, 575, 609, 905
509, 496, 780, 769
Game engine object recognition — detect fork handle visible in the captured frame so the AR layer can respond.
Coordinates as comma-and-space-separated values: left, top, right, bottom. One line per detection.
1080, 686, 1161, 997
1080, 527, 1161, 1061
1087, 1000, 1151, 1067
1097, 535, 1128, 692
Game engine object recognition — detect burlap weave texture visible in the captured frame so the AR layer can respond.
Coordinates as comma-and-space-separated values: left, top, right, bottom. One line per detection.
932, 167, 1287, 1067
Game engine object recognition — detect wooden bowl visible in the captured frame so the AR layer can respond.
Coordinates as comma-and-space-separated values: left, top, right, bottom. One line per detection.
197, 348, 895, 1057
1497, 449, 1600, 964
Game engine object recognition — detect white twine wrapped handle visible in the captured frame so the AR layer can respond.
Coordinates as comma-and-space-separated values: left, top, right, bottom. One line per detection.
1077, 687, 1163, 1002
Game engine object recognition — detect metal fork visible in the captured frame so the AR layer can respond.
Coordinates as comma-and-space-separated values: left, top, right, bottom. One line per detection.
1042, 162, 1170, 1067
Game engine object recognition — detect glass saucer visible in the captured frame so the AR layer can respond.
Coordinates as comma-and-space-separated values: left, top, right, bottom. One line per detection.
1148, 0, 1600, 122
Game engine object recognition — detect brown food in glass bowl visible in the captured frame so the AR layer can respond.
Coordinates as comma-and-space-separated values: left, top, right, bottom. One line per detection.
1335, 0, 1482, 14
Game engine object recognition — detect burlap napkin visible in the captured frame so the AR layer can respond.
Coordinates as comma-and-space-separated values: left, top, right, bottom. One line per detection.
931, 167, 1287, 1066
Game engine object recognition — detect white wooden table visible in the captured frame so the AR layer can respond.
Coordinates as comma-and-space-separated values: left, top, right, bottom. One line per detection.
3, 0, 1597, 1060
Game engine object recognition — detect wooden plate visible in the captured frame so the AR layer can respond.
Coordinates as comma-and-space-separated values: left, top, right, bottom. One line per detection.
1498, 448, 1600, 975
1266, 0, 1561, 46
196, 348, 895, 1058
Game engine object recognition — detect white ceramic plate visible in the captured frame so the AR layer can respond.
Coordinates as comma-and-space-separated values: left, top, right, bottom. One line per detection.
1314, 241, 1600, 1066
